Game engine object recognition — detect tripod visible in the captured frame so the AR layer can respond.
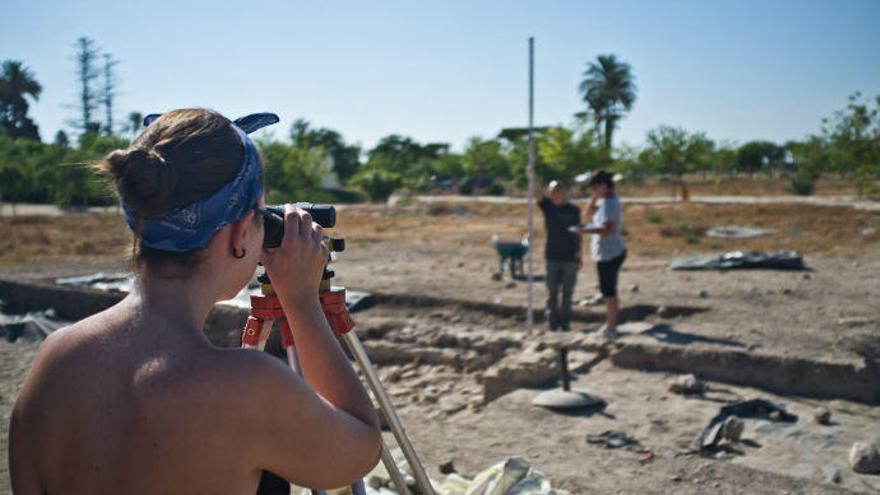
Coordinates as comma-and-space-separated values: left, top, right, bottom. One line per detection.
241, 245, 435, 495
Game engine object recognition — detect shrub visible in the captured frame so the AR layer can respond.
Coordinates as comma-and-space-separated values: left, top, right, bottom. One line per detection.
351, 169, 402, 202
660, 221, 706, 238
487, 183, 505, 196
645, 210, 663, 224
790, 172, 817, 196
459, 181, 474, 196
683, 233, 701, 244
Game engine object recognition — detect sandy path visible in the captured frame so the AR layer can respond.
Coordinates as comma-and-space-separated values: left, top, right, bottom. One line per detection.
405, 194, 880, 211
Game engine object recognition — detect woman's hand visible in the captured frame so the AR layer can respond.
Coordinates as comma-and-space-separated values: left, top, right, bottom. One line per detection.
259, 205, 329, 308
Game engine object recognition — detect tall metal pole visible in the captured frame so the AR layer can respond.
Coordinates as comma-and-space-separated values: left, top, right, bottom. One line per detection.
526, 37, 536, 328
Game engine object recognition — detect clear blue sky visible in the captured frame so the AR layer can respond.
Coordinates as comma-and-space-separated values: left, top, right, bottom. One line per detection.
3, 0, 878, 151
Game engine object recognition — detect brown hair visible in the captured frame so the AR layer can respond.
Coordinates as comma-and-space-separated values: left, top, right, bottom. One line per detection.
588, 170, 615, 190
98, 108, 248, 272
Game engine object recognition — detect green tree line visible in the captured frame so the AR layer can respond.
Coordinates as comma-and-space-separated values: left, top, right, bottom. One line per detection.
2, 48, 879, 208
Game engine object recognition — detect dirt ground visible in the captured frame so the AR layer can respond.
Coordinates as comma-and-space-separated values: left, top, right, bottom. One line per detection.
1, 195, 879, 493
613, 175, 864, 199
388, 362, 880, 494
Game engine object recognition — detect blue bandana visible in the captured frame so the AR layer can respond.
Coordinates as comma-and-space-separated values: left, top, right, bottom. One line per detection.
122, 112, 279, 252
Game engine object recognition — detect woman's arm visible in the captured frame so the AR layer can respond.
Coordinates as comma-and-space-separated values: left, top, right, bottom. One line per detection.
571, 220, 615, 237
249, 205, 380, 487
582, 219, 615, 236
232, 351, 381, 489
532, 181, 546, 202
585, 192, 599, 217
260, 206, 378, 430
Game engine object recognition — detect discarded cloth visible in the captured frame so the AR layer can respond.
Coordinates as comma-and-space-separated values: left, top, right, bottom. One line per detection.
586, 430, 648, 453
691, 398, 798, 451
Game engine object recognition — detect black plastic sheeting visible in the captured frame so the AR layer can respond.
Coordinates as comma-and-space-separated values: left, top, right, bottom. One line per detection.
0, 306, 70, 342
670, 251, 805, 271
691, 398, 798, 451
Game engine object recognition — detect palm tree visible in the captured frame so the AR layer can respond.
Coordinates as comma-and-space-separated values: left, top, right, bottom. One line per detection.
0, 60, 43, 139
578, 54, 637, 151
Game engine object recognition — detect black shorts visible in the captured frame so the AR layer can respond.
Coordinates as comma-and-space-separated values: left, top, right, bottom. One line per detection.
597, 250, 626, 298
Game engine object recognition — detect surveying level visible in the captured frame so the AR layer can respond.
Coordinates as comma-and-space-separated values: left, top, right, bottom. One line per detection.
243, 204, 435, 495
259, 203, 336, 249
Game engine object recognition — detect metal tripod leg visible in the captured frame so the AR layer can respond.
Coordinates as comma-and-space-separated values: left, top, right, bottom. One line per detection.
380, 443, 413, 495
342, 330, 436, 495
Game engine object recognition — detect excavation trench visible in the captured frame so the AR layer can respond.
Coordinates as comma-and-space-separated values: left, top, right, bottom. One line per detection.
0, 277, 877, 405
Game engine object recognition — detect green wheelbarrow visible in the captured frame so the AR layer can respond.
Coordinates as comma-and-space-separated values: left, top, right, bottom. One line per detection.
491, 234, 530, 279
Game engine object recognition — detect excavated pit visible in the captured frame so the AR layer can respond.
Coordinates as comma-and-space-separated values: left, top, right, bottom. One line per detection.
1, 277, 876, 405
3, 277, 880, 493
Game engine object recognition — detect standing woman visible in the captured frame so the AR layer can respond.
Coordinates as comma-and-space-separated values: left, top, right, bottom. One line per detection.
575, 171, 626, 340
9, 109, 381, 494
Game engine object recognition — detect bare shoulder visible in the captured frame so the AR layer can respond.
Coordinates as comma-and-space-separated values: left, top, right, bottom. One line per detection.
191, 347, 309, 408
202, 347, 292, 383
22, 314, 92, 372
37, 304, 121, 354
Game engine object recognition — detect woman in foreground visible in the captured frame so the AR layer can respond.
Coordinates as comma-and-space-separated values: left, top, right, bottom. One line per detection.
9, 109, 381, 494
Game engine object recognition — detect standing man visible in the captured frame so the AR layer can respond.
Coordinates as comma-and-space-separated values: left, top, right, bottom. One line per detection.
574, 171, 626, 340
533, 180, 582, 331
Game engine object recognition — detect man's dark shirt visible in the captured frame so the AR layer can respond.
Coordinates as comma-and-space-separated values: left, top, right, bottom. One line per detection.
538, 197, 581, 262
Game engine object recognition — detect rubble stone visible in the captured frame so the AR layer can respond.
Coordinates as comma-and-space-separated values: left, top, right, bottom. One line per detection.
657, 306, 674, 318
721, 417, 744, 442
838, 317, 873, 328
827, 467, 843, 484
814, 408, 832, 425
849, 441, 880, 474
668, 374, 706, 395
483, 344, 560, 403
439, 460, 456, 474
438, 394, 468, 414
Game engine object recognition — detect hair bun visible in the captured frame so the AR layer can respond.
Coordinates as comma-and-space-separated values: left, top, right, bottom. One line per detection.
108, 147, 179, 218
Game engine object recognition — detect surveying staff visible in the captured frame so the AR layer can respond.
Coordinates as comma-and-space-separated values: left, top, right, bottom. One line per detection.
573, 171, 626, 340
533, 180, 582, 331
9, 109, 381, 495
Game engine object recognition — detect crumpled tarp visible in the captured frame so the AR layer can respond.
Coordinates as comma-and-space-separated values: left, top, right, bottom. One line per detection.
670, 251, 805, 271
459, 457, 566, 495
356, 451, 568, 495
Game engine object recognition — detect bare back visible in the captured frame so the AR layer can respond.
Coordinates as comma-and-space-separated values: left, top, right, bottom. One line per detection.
10, 298, 380, 494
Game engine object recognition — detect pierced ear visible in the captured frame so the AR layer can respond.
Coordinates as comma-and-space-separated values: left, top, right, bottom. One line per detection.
229, 211, 254, 250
